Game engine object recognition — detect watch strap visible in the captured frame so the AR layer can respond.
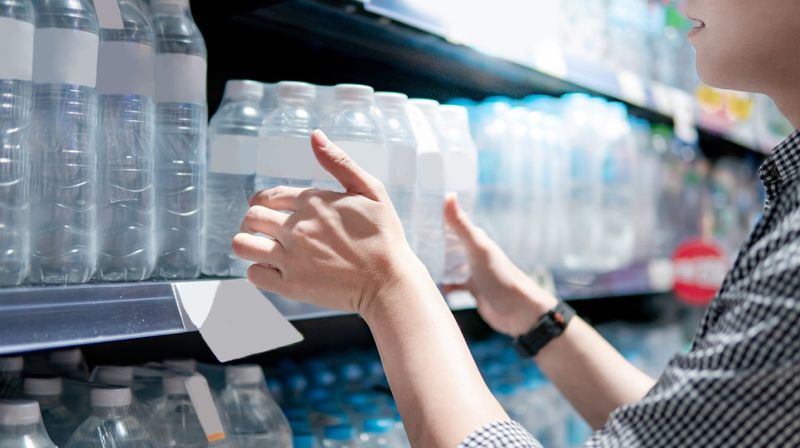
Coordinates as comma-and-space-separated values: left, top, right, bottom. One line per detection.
513, 301, 575, 358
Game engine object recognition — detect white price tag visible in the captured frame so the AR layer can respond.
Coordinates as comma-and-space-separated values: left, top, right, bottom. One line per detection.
617, 70, 647, 106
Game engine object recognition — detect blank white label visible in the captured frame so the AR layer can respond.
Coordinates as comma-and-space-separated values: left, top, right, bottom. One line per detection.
97, 42, 155, 96
209, 134, 259, 175
93, 0, 124, 30
445, 151, 478, 191
313, 140, 389, 183
156, 54, 207, 104
258, 134, 319, 180
0, 18, 34, 81
33, 28, 99, 87
417, 152, 445, 192
387, 142, 418, 186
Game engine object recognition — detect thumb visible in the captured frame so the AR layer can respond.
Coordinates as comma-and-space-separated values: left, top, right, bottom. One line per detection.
311, 130, 384, 201
444, 193, 489, 257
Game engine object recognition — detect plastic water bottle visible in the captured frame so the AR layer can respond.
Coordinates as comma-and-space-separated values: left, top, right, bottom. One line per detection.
150, 375, 208, 448
374, 92, 418, 250
357, 418, 393, 447
0, 400, 57, 448
23, 377, 80, 446
96, 0, 157, 282
259, 82, 275, 113
29, 0, 100, 284
48, 349, 89, 380
93, 366, 134, 387
437, 105, 478, 284
66, 387, 157, 448
204, 80, 264, 278
220, 365, 292, 447
318, 84, 388, 192
163, 359, 198, 374
407, 99, 445, 283
151, 0, 207, 279
257, 81, 319, 192
322, 424, 356, 448
0, 358, 23, 399
0, 0, 34, 286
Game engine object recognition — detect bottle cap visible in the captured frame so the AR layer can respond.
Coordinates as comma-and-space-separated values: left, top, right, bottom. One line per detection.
48, 349, 82, 367
334, 84, 374, 103
23, 377, 63, 397
225, 365, 264, 386
276, 81, 316, 101
95, 366, 134, 386
375, 92, 408, 109
224, 80, 263, 102
323, 423, 355, 441
163, 359, 197, 373
0, 356, 23, 373
0, 400, 41, 426
91, 387, 132, 408
409, 98, 440, 123
438, 104, 470, 128
363, 418, 394, 434
162, 375, 188, 396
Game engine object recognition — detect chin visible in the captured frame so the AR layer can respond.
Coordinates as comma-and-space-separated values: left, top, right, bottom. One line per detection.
695, 53, 751, 92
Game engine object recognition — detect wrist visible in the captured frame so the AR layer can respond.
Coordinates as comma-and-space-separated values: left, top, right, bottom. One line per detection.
509, 277, 559, 336
360, 249, 436, 324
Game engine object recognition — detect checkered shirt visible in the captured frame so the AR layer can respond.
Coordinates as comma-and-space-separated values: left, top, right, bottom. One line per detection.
461, 130, 800, 447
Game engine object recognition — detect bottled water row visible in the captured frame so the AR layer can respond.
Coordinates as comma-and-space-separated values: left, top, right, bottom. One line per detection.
0, 0, 207, 286
205, 80, 478, 286
0, 352, 292, 447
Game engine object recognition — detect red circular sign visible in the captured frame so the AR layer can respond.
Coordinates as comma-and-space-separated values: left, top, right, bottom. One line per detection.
671, 239, 728, 306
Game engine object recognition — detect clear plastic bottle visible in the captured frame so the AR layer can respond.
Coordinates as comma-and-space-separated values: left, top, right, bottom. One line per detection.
150, 375, 208, 448
23, 377, 80, 446
256, 81, 319, 191
374, 92, 418, 250
96, 0, 156, 282
48, 349, 89, 380
0, 357, 23, 399
318, 84, 388, 192
219, 365, 292, 448
357, 418, 393, 447
407, 99, 445, 283
29, 0, 100, 284
322, 424, 356, 448
204, 80, 263, 278
151, 0, 207, 279
0, 0, 34, 286
0, 399, 57, 448
66, 387, 157, 448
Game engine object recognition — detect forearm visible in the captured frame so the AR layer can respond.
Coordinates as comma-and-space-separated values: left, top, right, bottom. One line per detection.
363, 259, 508, 447
535, 317, 656, 429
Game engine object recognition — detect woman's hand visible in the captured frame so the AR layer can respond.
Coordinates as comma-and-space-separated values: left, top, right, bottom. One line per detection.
233, 130, 425, 316
443, 196, 558, 336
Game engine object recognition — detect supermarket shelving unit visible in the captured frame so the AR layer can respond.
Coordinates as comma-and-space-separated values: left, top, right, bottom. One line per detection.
1, 0, 737, 357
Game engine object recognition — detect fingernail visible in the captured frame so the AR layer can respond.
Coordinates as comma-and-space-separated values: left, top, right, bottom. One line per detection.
313, 129, 332, 149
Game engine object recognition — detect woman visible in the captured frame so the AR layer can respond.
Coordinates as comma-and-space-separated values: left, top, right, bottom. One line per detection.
233, 1, 800, 446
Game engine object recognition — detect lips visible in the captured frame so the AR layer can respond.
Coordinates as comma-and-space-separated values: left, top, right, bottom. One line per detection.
687, 14, 706, 38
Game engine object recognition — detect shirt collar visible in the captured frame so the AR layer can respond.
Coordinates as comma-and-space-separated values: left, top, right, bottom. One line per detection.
759, 129, 800, 204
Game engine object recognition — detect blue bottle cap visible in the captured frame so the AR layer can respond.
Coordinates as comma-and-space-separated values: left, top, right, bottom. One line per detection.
324, 424, 355, 441
363, 418, 394, 434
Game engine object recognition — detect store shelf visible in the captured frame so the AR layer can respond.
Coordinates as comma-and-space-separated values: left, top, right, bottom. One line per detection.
0, 260, 673, 355
201, 0, 761, 155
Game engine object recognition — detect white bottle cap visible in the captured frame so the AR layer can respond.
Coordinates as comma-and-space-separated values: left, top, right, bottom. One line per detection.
163, 359, 197, 373
162, 375, 189, 396
0, 356, 23, 373
0, 400, 41, 426
49, 349, 83, 366
276, 81, 316, 101
23, 377, 63, 397
224, 80, 264, 102
375, 92, 408, 109
334, 84, 374, 103
438, 105, 470, 128
95, 366, 134, 386
409, 98, 441, 123
225, 365, 264, 386
91, 387, 132, 408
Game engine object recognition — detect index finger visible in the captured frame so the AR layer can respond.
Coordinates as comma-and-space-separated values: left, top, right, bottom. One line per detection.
249, 185, 306, 212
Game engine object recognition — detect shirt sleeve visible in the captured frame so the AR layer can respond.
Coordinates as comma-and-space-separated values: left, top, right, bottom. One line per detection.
459, 421, 543, 448
585, 190, 800, 448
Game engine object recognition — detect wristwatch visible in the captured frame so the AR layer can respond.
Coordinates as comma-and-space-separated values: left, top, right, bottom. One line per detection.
513, 301, 576, 358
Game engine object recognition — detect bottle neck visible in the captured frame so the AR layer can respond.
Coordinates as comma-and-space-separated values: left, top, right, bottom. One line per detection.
92, 405, 131, 419
28, 394, 60, 407
0, 423, 41, 437
152, 4, 192, 18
